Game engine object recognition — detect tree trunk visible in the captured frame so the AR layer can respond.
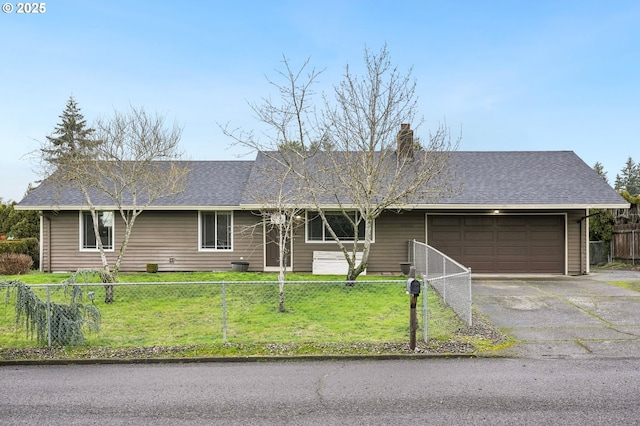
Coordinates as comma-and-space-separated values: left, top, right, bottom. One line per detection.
99, 267, 116, 304
345, 219, 372, 284
278, 267, 286, 312
346, 264, 366, 284
278, 227, 286, 312
278, 281, 285, 313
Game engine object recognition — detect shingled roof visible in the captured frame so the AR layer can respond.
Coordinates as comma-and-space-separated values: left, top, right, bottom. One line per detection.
18, 161, 254, 209
17, 151, 627, 210
438, 151, 626, 207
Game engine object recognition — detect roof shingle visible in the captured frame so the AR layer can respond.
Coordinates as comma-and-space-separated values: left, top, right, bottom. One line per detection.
17, 151, 627, 209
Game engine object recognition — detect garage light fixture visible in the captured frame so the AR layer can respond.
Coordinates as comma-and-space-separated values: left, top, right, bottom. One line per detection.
493, 210, 500, 214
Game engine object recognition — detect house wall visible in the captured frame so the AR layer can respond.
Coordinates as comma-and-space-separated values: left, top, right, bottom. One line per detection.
41, 214, 50, 272
567, 209, 587, 275
42, 210, 264, 272
290, 210, 426, 274
41, 208, 585, 275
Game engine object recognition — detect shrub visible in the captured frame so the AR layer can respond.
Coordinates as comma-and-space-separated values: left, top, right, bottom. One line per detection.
0, 253, 33, 275
0, 238, 39, 269
5, 279, 101, 345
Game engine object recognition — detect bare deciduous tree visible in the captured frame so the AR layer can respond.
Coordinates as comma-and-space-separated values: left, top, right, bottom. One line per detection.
39, 104, 190, 302
311, 46, 460, 281
226, 46, 460, 282
250, 156, 305, 312
224, 57, 316, 310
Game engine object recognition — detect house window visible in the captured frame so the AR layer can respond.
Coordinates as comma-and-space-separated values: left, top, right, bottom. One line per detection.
200, 211, 233, 251
306, 211, 371, 242
81, 211, 114, 251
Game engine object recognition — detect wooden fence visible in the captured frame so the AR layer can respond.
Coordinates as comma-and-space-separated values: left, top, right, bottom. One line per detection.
612, 224, 639, 264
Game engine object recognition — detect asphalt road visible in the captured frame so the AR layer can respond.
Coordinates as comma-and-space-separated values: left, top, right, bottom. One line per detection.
2, 358, 640, 425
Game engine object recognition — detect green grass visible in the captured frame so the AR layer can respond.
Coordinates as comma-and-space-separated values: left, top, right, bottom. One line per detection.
1, 271, 379, 284
1, 271, 468, 356
607, 281, 640, 292
593, 264, 640, 293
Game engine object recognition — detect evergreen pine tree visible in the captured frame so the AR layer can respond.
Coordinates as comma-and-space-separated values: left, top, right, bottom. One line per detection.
42, 96, 98, 168
614, 157, 640, 196
593, 162, 608, 184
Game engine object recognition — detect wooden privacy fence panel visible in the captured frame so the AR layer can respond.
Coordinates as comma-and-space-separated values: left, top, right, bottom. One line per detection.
612, 224, 639, 263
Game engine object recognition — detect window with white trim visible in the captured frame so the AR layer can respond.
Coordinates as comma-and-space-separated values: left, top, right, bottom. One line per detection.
200, 211, 233, 250
81, 211, 114, 251
306, 211, 371, 242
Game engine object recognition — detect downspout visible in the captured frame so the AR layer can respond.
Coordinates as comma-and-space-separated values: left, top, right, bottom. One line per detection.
38, 213, 44, 272
578, 210, 602, 275
47, 215, 51, 273
42, 212, 51, 273
577, 213, 585, 275
584, 211, 590, 275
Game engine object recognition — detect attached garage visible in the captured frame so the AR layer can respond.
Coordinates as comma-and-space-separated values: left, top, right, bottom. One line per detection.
427, 215, 565, 273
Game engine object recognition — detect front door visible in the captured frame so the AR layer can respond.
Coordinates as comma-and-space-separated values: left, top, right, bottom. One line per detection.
265, 225, 292, 270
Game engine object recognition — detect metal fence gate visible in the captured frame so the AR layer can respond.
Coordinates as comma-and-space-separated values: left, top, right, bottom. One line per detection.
412, 240, 472, 327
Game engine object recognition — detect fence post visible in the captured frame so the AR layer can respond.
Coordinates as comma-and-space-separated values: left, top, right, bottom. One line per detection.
409, 267, 418, 350
46, 285, 52, 347
442, 257, 447, 303
467, 268, 473, 326
422, 277, 428, 343
222, 282, 227, 343
425, 243, 429, 278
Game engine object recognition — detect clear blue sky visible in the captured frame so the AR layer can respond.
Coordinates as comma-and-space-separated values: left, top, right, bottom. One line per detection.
1, 0, 638, 202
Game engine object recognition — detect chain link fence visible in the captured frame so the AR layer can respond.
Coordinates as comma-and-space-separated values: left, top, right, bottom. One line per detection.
2, 279, 429, 348
589, 241, 609, 266
412, 240, 472, 326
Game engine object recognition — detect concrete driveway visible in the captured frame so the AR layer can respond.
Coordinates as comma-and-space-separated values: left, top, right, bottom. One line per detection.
472, 270, 640, 358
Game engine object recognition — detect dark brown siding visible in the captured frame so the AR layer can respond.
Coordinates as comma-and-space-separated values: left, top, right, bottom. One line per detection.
567, 210, 584, 275
427, 214, 565, 273
42, 209, 583, 275
291, 210, 425, 273
368, 210, 426, 273
44, 210, 264, 272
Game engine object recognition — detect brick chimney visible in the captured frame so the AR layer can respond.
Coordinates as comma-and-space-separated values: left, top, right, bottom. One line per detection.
396, 123, 414, 159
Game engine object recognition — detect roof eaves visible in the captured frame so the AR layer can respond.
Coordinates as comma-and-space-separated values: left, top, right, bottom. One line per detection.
18, 202, 631, 212
407, 203, 631, 210
15, 205, 248, 211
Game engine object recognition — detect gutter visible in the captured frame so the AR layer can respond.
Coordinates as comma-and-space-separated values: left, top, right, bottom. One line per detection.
15, 202, 631, 212
39, 212, 51, 273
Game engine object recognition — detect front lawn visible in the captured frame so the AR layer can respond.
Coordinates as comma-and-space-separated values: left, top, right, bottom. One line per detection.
1, 271, 496, 358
